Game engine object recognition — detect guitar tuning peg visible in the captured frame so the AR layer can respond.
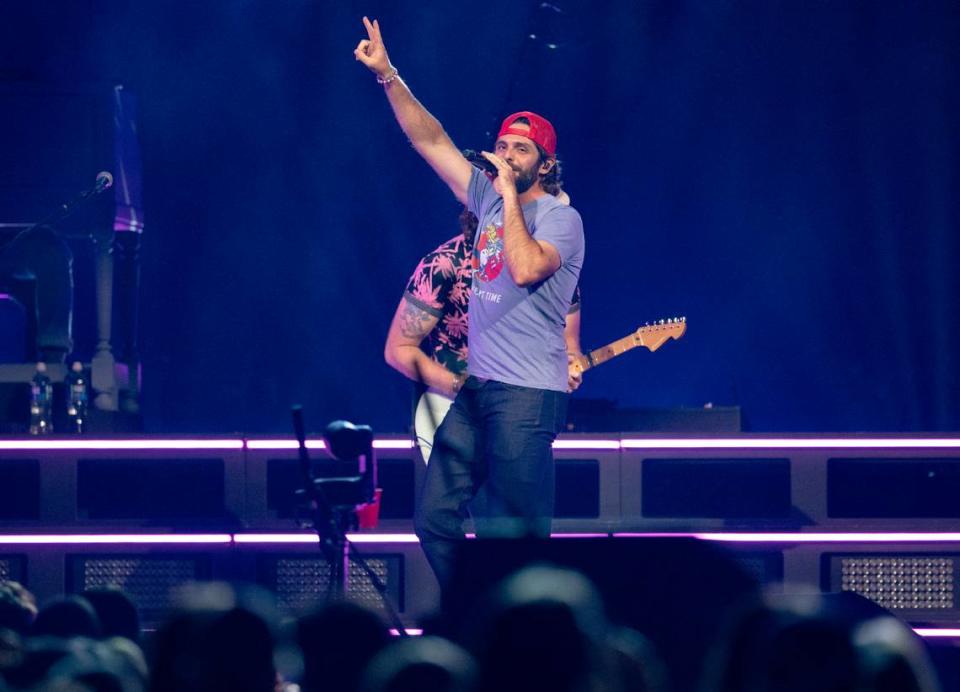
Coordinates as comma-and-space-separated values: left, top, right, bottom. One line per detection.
644, 322, 650, 326
658, 319, 665, 325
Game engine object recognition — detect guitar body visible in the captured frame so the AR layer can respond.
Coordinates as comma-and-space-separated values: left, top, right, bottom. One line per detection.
414, 390, 454, 464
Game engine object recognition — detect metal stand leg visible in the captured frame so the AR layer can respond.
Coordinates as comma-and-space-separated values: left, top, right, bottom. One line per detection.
91, 233, 116, 411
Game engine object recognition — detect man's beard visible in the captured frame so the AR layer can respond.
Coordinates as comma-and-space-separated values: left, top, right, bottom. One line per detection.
513, 165, 538, 194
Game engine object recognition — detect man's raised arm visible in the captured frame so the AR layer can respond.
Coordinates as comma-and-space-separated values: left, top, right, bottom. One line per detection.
354, 17, 473, 204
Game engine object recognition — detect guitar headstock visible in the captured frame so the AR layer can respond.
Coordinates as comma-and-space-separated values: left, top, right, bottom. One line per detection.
635, 317, 686, 352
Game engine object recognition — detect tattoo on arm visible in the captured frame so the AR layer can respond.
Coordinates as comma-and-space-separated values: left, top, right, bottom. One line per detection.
399, 301, 435, 339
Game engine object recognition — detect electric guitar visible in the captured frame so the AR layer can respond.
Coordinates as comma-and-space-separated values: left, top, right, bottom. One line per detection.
415, 317, 687, 462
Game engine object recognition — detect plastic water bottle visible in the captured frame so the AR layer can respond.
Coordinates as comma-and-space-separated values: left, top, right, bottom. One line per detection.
29, 362, 53, 435
66, 361, 88, 434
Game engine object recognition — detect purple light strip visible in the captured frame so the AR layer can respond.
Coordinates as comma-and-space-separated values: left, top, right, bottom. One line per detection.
613, 532, 960, 543
233, 533, 422, 544
2, 436, 959, 453
232, 533, 320, 544
375, 439, 417, 450
620, 438, 960, 449
553, 439, 621, 450
0, 534, 232, 545
245, 440, 326, 450
244, 439, 416, 450
0, 439, 244, 451
914, 629, 960, 638
237, 533, 617, 543
233, 532, 759, 543
8, 532, 960, 546
343, 533, 421, 544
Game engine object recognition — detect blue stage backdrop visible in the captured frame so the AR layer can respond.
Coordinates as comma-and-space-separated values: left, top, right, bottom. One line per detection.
0, 1, 956, 433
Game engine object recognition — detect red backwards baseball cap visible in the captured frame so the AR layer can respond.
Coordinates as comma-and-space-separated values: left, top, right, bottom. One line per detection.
497, 111, 557, 157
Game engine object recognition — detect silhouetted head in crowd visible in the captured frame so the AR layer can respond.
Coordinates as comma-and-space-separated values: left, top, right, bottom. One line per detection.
607, 626, 670, 692
296, 599, 391, 692
33, 595, 102, 640
40, 636, 148, 692
854, 616, 940, 692
471, 563, 613, 692
360, 636, 476, 692
82, 588, 141, 643
0, 580, 38, 636
700, 590, 941, 692
149, 582, 279, 692
0, 627, 22, 676
0, 635, 146, 692
4, 636, 77, 688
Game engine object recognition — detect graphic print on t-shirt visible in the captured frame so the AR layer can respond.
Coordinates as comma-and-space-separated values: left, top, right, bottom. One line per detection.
474, 222, 505, 282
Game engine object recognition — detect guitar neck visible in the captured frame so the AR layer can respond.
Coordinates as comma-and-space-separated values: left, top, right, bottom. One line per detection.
574, 333, 644, 373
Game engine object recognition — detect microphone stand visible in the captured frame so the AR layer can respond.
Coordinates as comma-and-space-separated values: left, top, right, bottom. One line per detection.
5, 174, 113, 245
37, 176, 113, 231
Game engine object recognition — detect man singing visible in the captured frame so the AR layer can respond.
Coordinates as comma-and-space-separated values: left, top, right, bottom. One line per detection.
356, 17, 585, 587
384, 206, 583, 464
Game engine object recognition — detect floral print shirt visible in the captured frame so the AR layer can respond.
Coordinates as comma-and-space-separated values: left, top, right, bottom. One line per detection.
404, 233, 581, 376
404, 235, 473, 375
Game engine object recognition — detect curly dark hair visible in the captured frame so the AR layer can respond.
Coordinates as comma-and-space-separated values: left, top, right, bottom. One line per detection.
534, 143, 563, 196
459, 207, 479, 248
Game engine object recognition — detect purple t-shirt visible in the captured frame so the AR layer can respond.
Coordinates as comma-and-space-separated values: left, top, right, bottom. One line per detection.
466, 168, 585, 392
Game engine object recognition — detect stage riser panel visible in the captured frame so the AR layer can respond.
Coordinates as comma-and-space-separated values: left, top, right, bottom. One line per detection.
0, 543, 434, 627
4, 437, 960, 530
4, 540, 960, 628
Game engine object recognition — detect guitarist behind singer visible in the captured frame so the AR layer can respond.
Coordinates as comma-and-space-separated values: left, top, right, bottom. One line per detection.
385, 205, 584, 463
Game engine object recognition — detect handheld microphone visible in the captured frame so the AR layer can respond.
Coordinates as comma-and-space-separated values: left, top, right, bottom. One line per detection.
462, 149, 499, 178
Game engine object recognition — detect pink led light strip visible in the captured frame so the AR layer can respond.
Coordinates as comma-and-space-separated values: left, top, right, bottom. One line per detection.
684, 532, 960, 543
0, 439, 244, 451
9, 532, 960, 546
246, 439, 417, 450
245, 440, 327, 450
2, 436, 960, 452
914, 629, 960, 637
620, 438, 960, 449
0, 534, 232, 544
253, 437, 960, 451
233, 533, 421, 544
7, 532, 960, 546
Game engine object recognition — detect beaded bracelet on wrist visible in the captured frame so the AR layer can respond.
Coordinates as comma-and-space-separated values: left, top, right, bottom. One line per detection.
376, 67, 399, 85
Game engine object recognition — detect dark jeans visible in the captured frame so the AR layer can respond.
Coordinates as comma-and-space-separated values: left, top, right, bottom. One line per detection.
0, 226, 73, 360
414, 376, 568, 588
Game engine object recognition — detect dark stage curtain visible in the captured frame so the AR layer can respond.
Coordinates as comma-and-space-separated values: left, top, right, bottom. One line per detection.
1, 0, 956, 432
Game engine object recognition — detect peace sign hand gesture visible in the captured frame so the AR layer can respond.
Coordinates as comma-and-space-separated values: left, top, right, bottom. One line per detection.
354, 16, 394, 80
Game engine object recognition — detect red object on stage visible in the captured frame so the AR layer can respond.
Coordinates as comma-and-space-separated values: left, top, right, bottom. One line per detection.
356, 488, 383, 529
